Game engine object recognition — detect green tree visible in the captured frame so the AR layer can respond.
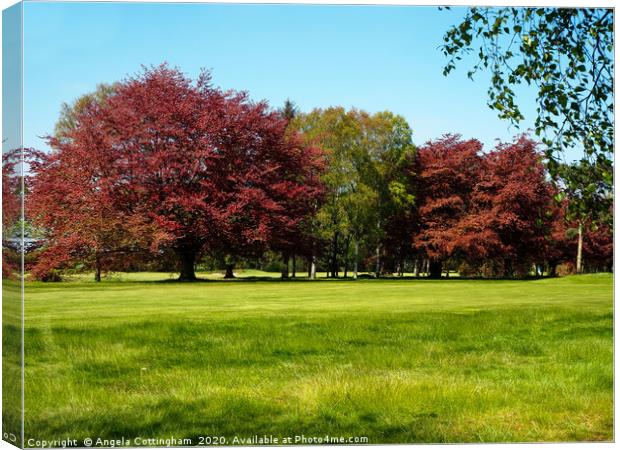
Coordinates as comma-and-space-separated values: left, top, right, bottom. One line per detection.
54, 83, 118, 141
555, 158, 612, 273
292, 107, 359, 277
441, 7, 613, 173
359, 112, 416, 275
291, 108, 415, 278
280, 98, 298, 122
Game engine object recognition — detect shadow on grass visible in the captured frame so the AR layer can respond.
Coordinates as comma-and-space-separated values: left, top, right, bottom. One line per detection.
144, 274, 561, 284
29, 272, 604, 286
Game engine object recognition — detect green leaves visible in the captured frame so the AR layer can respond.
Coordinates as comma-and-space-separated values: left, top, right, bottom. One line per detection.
555, 158, 613, 228
440, 7, 614, 181
291, 108, 416, 253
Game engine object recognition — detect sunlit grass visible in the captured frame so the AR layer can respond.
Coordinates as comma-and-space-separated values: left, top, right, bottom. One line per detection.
22, 273, 613, 444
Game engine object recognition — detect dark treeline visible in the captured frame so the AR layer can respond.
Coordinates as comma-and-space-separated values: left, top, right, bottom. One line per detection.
3, 66, 612, 282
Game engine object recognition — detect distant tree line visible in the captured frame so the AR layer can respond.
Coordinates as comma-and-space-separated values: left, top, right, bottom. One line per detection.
2, 64, 612, 281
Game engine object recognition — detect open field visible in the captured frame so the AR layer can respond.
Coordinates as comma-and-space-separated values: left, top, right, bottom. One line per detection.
20, 273, 613, 444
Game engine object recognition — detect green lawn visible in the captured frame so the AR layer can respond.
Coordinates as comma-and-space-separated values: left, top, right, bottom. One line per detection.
19, 273, 613, 444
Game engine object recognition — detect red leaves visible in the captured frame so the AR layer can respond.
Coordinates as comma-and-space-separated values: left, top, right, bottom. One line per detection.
414, 134, 558, 276
469, 136, 554, 270
2, 149, 23, 279
28, 65, 325, 278
414, 135, 483, 261
2, 149, 22, 232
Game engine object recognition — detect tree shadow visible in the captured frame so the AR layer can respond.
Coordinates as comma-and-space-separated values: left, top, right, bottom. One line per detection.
145, 274, 557, 284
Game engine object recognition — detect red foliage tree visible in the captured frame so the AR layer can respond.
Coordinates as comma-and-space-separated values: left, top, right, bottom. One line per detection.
29, 65, 324, 281
582, 222, 613, 272
2, 149, 22, 278
413, 135, 484, 278
455, 137, 555, 277
2, 150, 21, 231
28, 145, 157, 281
545, 200, 612, 275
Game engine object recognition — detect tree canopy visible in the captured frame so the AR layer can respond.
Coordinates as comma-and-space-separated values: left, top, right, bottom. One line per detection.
290, 107, 416, 278
29, 65, 324, 281
22, 56, 613, 282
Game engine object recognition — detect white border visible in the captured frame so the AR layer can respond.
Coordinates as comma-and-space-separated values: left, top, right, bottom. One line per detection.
0, 1, 616, 450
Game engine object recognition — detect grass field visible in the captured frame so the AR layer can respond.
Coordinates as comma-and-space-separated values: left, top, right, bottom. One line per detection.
18, 272, 613, 444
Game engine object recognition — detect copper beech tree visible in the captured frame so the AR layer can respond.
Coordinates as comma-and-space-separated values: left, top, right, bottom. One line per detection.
2, 149, 22, 278
414, 135, 563, 278
29, 65, 324, 281
413, 135, 484, 278
456, 137, 556, 277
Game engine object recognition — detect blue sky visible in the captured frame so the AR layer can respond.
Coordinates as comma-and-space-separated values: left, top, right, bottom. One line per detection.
22, 1, 548, 155
3, 2, 21, 153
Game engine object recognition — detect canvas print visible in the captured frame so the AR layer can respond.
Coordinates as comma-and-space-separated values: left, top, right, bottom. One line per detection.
2, 1, 614, 447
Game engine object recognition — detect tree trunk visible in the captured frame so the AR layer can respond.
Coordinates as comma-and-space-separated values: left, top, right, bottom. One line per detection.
576, 222, 583, 274
413, 258, 420, 277
94, 257, 102, 282
330, 232, 339, 278
310, 254, 317, 279
353, 239, 359, 280
224, 264, 235, 279
375, 244, 381, 277
535, 264, 542, 278
178, 249, 197, 281
281, 252, 290, 279
291, 254, 296, 278
549, 262, 558, 277
428, 260, 442, 279
503, 259, 514, 278
343, 235, 350, 278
